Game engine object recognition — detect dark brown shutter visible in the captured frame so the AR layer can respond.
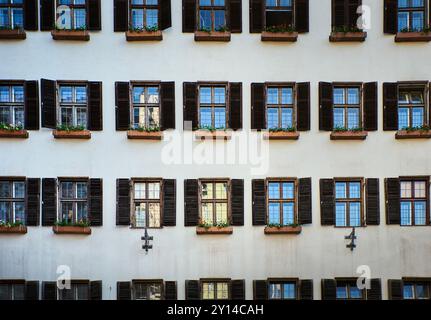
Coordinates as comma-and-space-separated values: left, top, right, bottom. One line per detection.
332, 0, 346, 28
228, 82, 242, 130
160, 81, 175, 130
40, 0, 54, 31
252, 179, 266, 226
182, 0, 196, 32
385, 178, 400, 225
383, 82, 398, 131
160, 0, 172, 30
25, 281, 39, 300
24, 0, 38, 30
366, 178, 380, 226
87, 0, 101, 31
41, 79, 57, 129
42, 282, 56, 300
363, 82, 378, 131
89, 178, 103, 226
253, 280, 267, 300
388, 280, 403, 300
114, 0, 129, 32
251, 83, 265, 130
90, 281, 102, 300
296, 82, 310, 131
26, 178, 40, 226
298, 177, 312, 225
117, 282, 131, 300
249, 0, 263, 33
162, 179, 176, 226
115, 82, 130, 131
116, 179, 130, 226
320, 179, 335, 226
384, 0, 398, 34
231, 280, 245, 300
231, 179, 244, 226
42, 178, 57, 226
24, 80, 39, 130
319, 82, 333, 131
183, 82, 198, 130
295, 0, 309, 33
229, 0, 242, 33
367, 279, 382, 300
321, 279, 336, 300
185, 280, 200, 300
184, 179, 199, 226
88, 82, 103, 131
165, 281, 177, 300
300, 280, 313, 300
348, 0, 361, 28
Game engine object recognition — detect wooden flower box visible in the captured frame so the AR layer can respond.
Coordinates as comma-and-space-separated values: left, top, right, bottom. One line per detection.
329, 31, 367, 42
263, 131, 300, 140
195, 130, 232, 141
0, 225, 27, 234
53, 226, 92, 235
0, 129, 29, 139
395, 32, 431, 42
395, 130, 431, 139
330, 131, 368, 140
194, 31, 231, 42
264, 226, 302, 235
53, 130, 91, 139
127, 130, 163, 140
51, 30, 90, 41
126, 30, 163, 41
196, 226, 233, 235
261, 31, 298, 42
0, 29, 26, 40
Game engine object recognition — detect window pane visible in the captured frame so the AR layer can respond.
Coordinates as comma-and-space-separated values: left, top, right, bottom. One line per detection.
148, 203, 160, 227
398, 91, 409, 104
76, 107, 87, 127
398, 107, 409, 129
282, 202, 294, 225
131, 9, 144, 28
282, 182, 294, 199
0, 181, 11, 197
0, 86, 9, 102
411, 11, 424, 31
14, 107, 24, 126
216, 282, 229, 299
133, 87, 145, 104
401, 181, 412, 198
280, 0, 292, 6
335, 182, 346, 199
414, 181, 426, 198
400, 201, 412, 226
74, 9, 86, 29
269, 283, 282, 299
347, 88, 359, 105
214, 0, 225, 6
61, 182, 74, 198
148, 183, 160, 199
0, 107, 10, 124
147, 87, 159, 104
199, 107, 212, 127
200, 0, 211, 5
350, 286, 362, 299
12, 86, 23, 102
333, 88, 345, 105
61, 108, 73, 126
146, 9, 158, 27
398, 12, 408, 31
333, 108, 345, 128
214, 107, 226, 128
336, 286, 347, 299
214, 10, 226, 29
13, 182, 25, 198
414, 201, 426, 225
133, 107, 145, 127
201, 182, 213, 200
215, 203, 228, 224
11, 8, 23, 28
214, 87, 225, 104
215, 183, 227, 199
134, 183, 145, 199
335, 203, 347, 227
77, 202, 87, 221
267, 88, 278, 104
281, 108, 293, 128
266, 0, 277, 6
281, 88, 293, 104
412, 107, 424, 127
199, 87, 211, 104
135, 203, 146, 227
347, 108, 359, 129
283, 283, 296, 299
61, 202, 73, 222
199, 10, 211, 29
0, 9, 10, 28
0, 284, 10, 300
416, 284, 428, 299
14, 202, 25, 224
76, 284, 88, 300
349, 202, 361, 227
134, 283, 147, 300
147, 106, 160, 127
60, 87, 73, 102
268, 203, 280, 224
147, 283, 162, 300
267, 108, 279, 129
76, 182, 87, 199
0, 202, 10, 223
13, 284, 25, 300
349, 182, 361, 199
146, 0, 158, 4
268, 182, 280, 199
131, 0, 144, 4
201, 203, 213, 224
403, 284, 414, 299
410, 91, 424, 104
202, 283, 215, 300
75, 86, 86, 103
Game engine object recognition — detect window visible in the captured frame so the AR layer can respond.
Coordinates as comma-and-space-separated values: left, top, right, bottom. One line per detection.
58, 84, 88, 128
336, 280, 363, 300
57, 0, 87, 30
333, 86, 361, 130
397, 0, 426, 32
265, 0, 293, 29
130, 0, 158, 29
0, 180, 25, 225
200, 180, 229, 225
132, 180, 161, 228
202, 280, 229, 300
0, 84, 24, 127
403, 281, 430, 299
267, 180, 296, 225
0, 282, 25, 300
268, 281, 297, 300
132, 281, 162, 300
59, 181, 88, 224
132, 85, 160, 129
199, 85, 227, 129
400, 180, 428, 226
398, 87, 426, 129
0, 0, 23, 30
335, 180, 363, 227
198, 0, 226, 32
266, 86, 294, 130
58, 283, 89, 300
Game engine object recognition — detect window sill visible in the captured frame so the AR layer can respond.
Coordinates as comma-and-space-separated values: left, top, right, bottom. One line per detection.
395, 32, 431, 42
194, 130, 232, 141
126, 30, 163, 41
261, 31, 298, 42
329, 31, 367, 42
0, 29, 26, 40
196, 226, 233, 235
330, 131, 368, 140
263, 131, 299, 140
194, 31, 231, 42
53, 226, 92, 235
0, 226, 27, 234
127, 130, 163, 140
53, 130, 91, 139
51, 30, 90, 41
264, 226, 302, 235
395, 130, 431, 139
0, 129, 29, 139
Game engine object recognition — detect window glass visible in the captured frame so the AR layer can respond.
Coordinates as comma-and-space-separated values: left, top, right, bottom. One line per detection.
398, 108, 409, 129
414, 181, 426, 198
411, 11, 423, 31
214, 87, 225, 104
148, 182, 160, 199
268, 182, 280, 199
347, 88, 359, 105
336, 286, 347, 299
416, 284, 428, 299
414, 201, 426, 225
333, 88, 345, 105
13, 182, 24, 198
335, 203, 347, 227
281, 108, 293, 128
0, 86, 8, 102
347, 108, 359, 129
201, 182, 213, 200
200, 107, 212, 127
146, 9, 158, 27
267, 108, 279, 129
148, 203, 160, 227
283, 283, 296, 299
214, 10, 225, 30
201, 202, 213, 224
349, 182, 361, 199
335, 182, 346, 199
403, 284, 414, 299
12, 86, 23, 102
267, 88, 278, 104
134, 183, 145, 199
214, 107, 226, 128
349, 286, 362, 299
411, 107, 424, 127
333, 108, 345, 128
202, 282, 215, 300
135, 203, 146, 227
282, 203, 294, 225
349, 203, 361, 227
282, 182, 294, 199
0, 284, 10, 300
268, 202, 280, 224
215, 183, 227, 199
269, 283, 282, 299
216, 282, 229, 299
14, 202, 25, 224
0, 181, 11, 197
199, 10, 211, 29
400, 201, 412, 226
281, 88, 293, 104
61, 182, 74, 198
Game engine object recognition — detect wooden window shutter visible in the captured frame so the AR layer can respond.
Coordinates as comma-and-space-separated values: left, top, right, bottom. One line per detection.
25, 281, 40, 300
89, 178, 103, 226
385, 178, 400, 225
116, 179, 131, 226
184, 179, 199, 226
252, 179, 266, 225
320, 179, 335, 226
231, 280, 245, 300
348, 0, 361, 28
298, 177, 312, 225
42, 281, 57, 300
183, 82, 198, 130
300, 279, 313, 300
321, 279, 336, 300
384, 0, 398, 34
90, 281, 102, 300
253, 280, 267, 299
249, 0, 263, 33
295, 0, 309, 33
366, 178, 380, 226
42, 178, 57, 226
296, 82, 310, 131
26, 178, 40, 226
366, 279, 382, 300
332, 0, 346, 28
251, 83, 265, 130
114, 0, 129, 32
24, 81, 39, 130
41, 79, 57, 129
228, 82, 242, 130
363, 82, 378, 131
388, 279, 403, 300
383, 82, 398, 131
160, 0, 172, 30
185, 280, 200, 300
40, 0, 54, 31
162, 179, 176, 227
23, 0, 38, 31
117, 281, 131, 300
115, 82, 130, 131
182, 0, 197, 33
165, 281, 177, 300
88, 82, 103, 131
228, 0, 242, 33
87, 0, 101, 31
231, 179, 244, 226
319, 82, 333, 131
160, 81, 176, 130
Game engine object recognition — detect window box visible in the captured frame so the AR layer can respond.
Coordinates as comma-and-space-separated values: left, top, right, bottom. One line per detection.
127, 130, 163, 140
0, 29, 26, 40
329, 32, 367, 42
264, 225, 302, 235
195, 130, 232, 141
0, 225, 27, 234
395, 32, 431, 43
52, 225, 92, 235
53, 130, 91, 139
126, 30, 163, 41
51, 30, 90, 41
395, 130, 431, 139
330, 131, 368, 140
194, 31, 231, 42
0, 129, 28, 139
196, 226, 233, 235
263, 131, 300, 140
261, 31, 298, 42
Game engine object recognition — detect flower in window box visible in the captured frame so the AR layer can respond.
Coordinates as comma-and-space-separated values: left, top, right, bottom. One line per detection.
261, 25, 298, 42
330, 126, 368, 140
329, 26, 367, 42
396, 125, 431, 139
0, 123, 28, 138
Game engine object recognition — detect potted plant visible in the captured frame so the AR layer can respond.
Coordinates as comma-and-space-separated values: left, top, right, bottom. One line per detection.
53, 124, 91, 139
0, 123, 28, 138
263, 127, 299, 140
127, 125, 163, 140
51, 26, 90, 41
330, 126, 368, 140
264, 223, 302, 234
53, 219, 92, 235
196, 221, 233, 234
195, 126, 232, 140
329, 25, 367, 42
395, 26, 431, 42
0, 25, 26, 40
0, 221, 27, 234
261, 24, 298, 42
126, 25, 163, 41
194, 25, 231, 42
396, 125, 431, 139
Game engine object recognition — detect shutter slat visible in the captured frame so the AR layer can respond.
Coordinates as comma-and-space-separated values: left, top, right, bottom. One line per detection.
231, 280, 245, 300
298, 177, 312, 225
185, 280, 200, 300
253, 280, 267, 299
295, 0, 309, 33
160, 0, 172, 30
229, 0, 242, 33
182, 0, 197, 32
319, 82, 333, 131
24, 0, 38, 31
252, 179, 266, 226
320, 179, 335, 226
42, 281, 57, 300
115, 82, 130, 131
184, 179, 199, 226
116, 179, 131, 226
87, 0, 101, 31
363, 82, 378, 131
163, 179, 176, 226
165, 281, 177, 300
40, 0, 55, 31
117, 282, 131, 300
25, 281, 39, 300
88, 81, 103, 131
385, 178, 400, 225
114, 0, 129, 32
89, 179, 103, 226
348, 0, 361, 28
24, 80, 39, 130
161, 82, 176, 130
321, 279, 336, 300
384, 0, 398, 34
300, 279, 313, 300
388, 279, 403, 300
249, 0, 263, 33
366, 178, 380, 225
367, 278, 382, 300
26, 178, 40, 226
296, 82, 310, 131
332, 0, 346, 28
90, 281, 102, 300
228, 82, 242, 130
383, 82, 398, 131
42, 178, 57, 226
251, 83, 265, 130
231, 179, 244, 226
41, 79, 57, 129
183, 82, 198, 130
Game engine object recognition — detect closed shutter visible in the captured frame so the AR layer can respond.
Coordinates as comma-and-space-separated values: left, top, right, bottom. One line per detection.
160, 81, 176, 130
90, 281, 102, 300
383, 82, 398, 131
300, 280, 313, 300
332, 0, 346, 28
183, 0, 197, 32
89, 179, 103, 226
388, 279, 403, 300
251, 83, 265, 130
23, 0, 38, 31
366, 178, 380, 225
114, 0, 129, 32
384, 0, 398, 34
228, 82, 242, 130
184, 179, 199, 226
165, 281, 177, 300
321, 279, 336, 300
42, 281, 57, 300
231, 179, 244, 226
115, 82, 130, 131
183, 82, 198, 130
319, 82, 333, 131
26, 178, 40, 226
231, 280, 245, 300
117, 282, 131, 300
160, 0, 172, 30
348, 0, 361, 28
298, 178, 312, 225
40, 0, 54, 31
87, 0, 101, 31
185, 280, 200, 300
296, 82, 310, 131
320, 179, 335, 225
367, 278, 382, 300
252, 179, 266, 225
88, 81, 103, 131
41, 79, 57, 129
24, 80, 39, 130
116, 179, 131, 226
249, 0, 263, 33
385, 178, 400, 225
295, 0, 309, 33
363, 82, 378, 131
42, 178, 57, 226
162, 179, 176, 226
253, 280, 267, 299
25, 281, 39, 300
229, 0, 242, 33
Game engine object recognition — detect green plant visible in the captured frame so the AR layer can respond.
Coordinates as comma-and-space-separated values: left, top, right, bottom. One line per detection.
333, 126, 363, 132
332, 25, 361, 33
55, 25, 87, 31
54, 219, 90, 227
400, 25, 430, 33
198, 125, 226, 132
129, 25, 159, 32
215, 25, 229, 32
56, 124, 85, 132
268, 127, 296, 133
0, 122, 23, 131
267, 222, 299, 228
0, 220, 24, 228
198, 221, 230, 229
131, 125, 160, 132
0, 24, 23, 31
198, 26, 212, 33
402, 125, 430, 132
265, 24, 296, 33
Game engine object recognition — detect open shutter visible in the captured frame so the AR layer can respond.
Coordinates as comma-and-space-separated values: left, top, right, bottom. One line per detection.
319, 82, 333, 131
24, 0, 38, 30
88, 81, 103, 131
298, 178, 312, 225
114, 0, 129, 32
249, 0, 263, 33
383, 82, 398, 131
229, 0, 242, 33
185, 280, 200, 300
26, 281, 39, 300
42, 178, 57, 226
184, 179, 199, 226
24, 81, 39, 130
117, 282, 131, 300
26, 178, 40, 226
295, 0, 309, 33
115, 82, 130, 131
116, 179, 130, 226
182, 0, 197, 32
231, 179, 244, 226
384, 0, 398, 34
183, 82, 198, 130
321, 279, 336, 300
160, 81, 176, 130
40, 0, 54, 31
385, 178, 400, 225
90, 281, 102, 300
363, 82, 378, 131
228, 82, 242, 130
366, 178, 380, 226
87, 0, 101, 31
41, 79, 57, 129
231, 280, 245, 300
252, 179, 266, 226
165, 281, 177, 300
160, 0, 172, 30
162, 179, 176, 226
367, 279, 382, 300
253, 280, 267, 299
320, 179, 335, 226
300, 280, 313, 300
332, 0, 346, 28
42, 282, 56, 300
89, 179, 103, 226
251, 83, 265, 130
388, 280, 403, 300
296, 82, 310, 131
